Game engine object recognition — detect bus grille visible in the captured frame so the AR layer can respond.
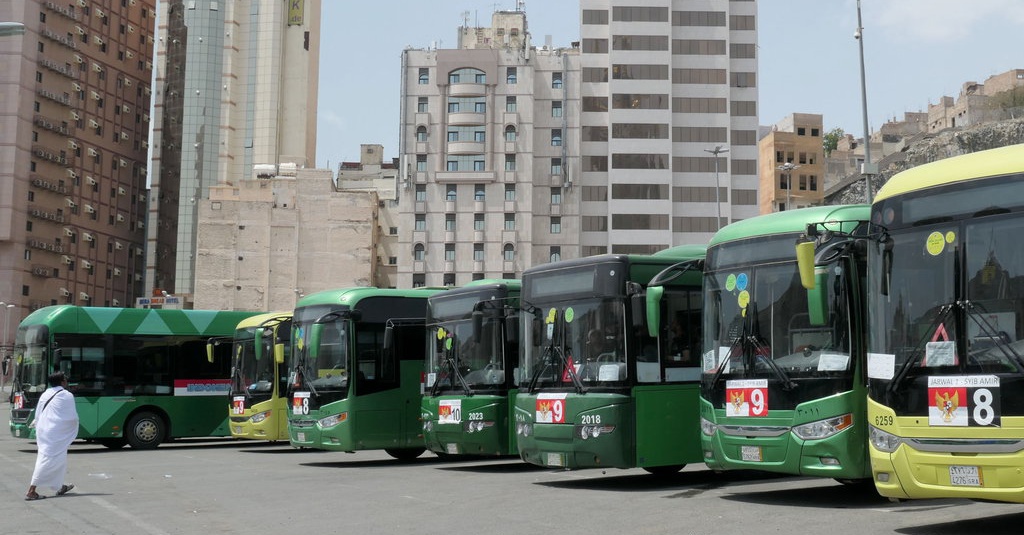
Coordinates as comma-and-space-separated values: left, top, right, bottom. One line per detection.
290, 419, 316, 428
11, 409, 30, 423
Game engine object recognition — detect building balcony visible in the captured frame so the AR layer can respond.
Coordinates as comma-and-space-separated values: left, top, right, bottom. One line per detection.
448, 112, 485, 126
449, 83, 486, 97
447, 141, 485, 155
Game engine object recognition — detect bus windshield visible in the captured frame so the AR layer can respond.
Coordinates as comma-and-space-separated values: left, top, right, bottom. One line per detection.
704, 258, 853, 386
14, 325, 49, 395
521, 298, 627, 390
869, 216, 1024, 390
231, 327, 276, 400
292, 305, 351, 398
427, 313, 507, 393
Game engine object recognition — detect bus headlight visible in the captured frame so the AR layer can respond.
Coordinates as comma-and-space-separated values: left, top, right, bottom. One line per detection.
464, 420, 494, 433
318, 412, 348, 429
249, 410, 271, 424
516, 422, 532, 437
869, 425, 901, 453
576, 425, 615, 440
700, 417, 717, 437
423, 420, 434, 433
792, 413, 853, 440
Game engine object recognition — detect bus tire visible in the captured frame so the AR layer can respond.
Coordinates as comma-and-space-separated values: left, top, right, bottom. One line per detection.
98, 438, 127, 449
385, 447, 425, 461
125, 411, 166, 449
642, 464, 685, 475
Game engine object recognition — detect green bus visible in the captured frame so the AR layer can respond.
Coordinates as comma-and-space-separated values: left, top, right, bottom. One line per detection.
286, 287, 443, 460
514, 245, 706, 473
699, 205, 872, 483
10, 305, 259, 449
422, 279, 521, 457
220, 311, 293, 441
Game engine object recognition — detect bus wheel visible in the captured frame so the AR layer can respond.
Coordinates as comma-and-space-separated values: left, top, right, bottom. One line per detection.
643, 465, 685, 475
126, 411, 166, 449
98, 438, 127, 449
385, 447, 425, 461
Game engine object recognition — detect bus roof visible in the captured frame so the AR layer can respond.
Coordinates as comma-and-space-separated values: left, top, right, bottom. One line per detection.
234, 311, 292, 330
874, 143, 1024, 203
19, 305, 259, 335
438, 279, 521, 297
708, 204, 870, 247
296, 287, 445, 308
651, 243, 707, 260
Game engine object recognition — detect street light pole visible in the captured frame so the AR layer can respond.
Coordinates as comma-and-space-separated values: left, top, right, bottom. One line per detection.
703, 145, 729, 230
855, 0, 874, 203
0, 302, 13, 393
777, 163, 801, 211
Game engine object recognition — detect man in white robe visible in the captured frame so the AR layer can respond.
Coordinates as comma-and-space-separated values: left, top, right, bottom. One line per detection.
25, 371, 79, 500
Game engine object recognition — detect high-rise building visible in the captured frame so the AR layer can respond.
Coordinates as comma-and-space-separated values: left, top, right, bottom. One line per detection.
398, 9, 581, 288
0, 1, 156, 318
578, 0, 759, 253
147, 0, 320, 302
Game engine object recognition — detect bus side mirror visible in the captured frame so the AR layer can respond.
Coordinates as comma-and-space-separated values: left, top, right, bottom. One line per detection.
253, 327, 265, 361
630, 293, 645, 330
274, 343, 285, 365
309, 323, 324, 360
880, 234, 893, 297
383, 325, 394, 351
796, 239, 816, 290
806, 268, 829, 326
206, 343, 215, 363
645, 286, 664, 338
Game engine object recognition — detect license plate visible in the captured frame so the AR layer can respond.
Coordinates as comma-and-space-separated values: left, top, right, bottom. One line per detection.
949, 465, 982, 486
741, 445, 762, 462
296, 432, 306, 442
446, 443, 459, 455
545, 453, 565, 467
232, 426, 243, 434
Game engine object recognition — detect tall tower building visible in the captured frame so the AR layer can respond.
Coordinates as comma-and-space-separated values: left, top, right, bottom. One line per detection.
578, 0, 759, 254
147, 0, 320, 300
0, 1, 156, 319
398, 9, 581, 288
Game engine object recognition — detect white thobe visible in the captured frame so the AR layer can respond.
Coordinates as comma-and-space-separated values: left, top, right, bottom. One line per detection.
30, 386, 80, 491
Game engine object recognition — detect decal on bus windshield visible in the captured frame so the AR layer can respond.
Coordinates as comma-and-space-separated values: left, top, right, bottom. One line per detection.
725, 379, 768, 417
438, 399, 462, 424
927, 375, 1000, 427
536, 393, 567, 424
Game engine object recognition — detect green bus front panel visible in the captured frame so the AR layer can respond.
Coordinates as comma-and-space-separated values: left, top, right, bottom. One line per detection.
289, 364, 423, 452
422, 393, 517, 457
633, 384, 703, 468
229, 395, 290, 441
515, 392, 635, 469
701, 390, 869, 480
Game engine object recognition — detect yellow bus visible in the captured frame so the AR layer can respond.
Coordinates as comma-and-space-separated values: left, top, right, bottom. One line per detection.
867, 143, 1024, 502
221, 312, 292, 441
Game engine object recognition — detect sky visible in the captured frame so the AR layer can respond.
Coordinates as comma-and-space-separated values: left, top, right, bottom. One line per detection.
315, 0, 1024, 169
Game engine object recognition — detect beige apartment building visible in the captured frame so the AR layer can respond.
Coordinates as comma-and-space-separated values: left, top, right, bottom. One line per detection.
147, 0, 320, 305
0, 1, 155, 321
757, 113, 825, 214
335, 144, 400, 289
397, 10, 581, 288
191, 167, 376, 312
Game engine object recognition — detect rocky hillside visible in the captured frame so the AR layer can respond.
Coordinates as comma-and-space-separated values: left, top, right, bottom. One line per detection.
827, 118, 1024, 204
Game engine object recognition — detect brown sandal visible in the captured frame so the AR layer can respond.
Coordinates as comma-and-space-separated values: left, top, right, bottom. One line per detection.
56, 484, 74, 496
25, 492, 46, 501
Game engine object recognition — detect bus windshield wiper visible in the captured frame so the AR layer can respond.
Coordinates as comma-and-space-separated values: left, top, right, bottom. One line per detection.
432, 353, 474, 396
748, 335, 797, 391
527, 342, 584, 394
964, 300, 1024, 373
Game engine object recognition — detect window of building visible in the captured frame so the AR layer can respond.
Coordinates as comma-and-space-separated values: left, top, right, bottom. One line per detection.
416, 126, 427, 142
550, 246, 561, 263
551, 158, 562, 176
413, 243, 425, 261
415, 214, 426, 231
506, 67, 517, 84
506, 96, 516, 112
446, 184, 457, 201
474, 243, 484, 261
418, 68, 429, 84
473, 159, 485, 171
447, 160, 458, 171
504, 184, 516, 201
412, 273, 426, 287
444, 243, 455, 261
551, 187, 562, 205
505, 125, 516, 142
504, 154, 516, 171
416, 154, 427, 171
810, 176, 818, 191
474, 184, 485, 201
417, 97, 428, 112
550, 217, 562, 234
443, 273, 456, 286
445, 214, 456, 231
552, 72, 563, 89
389, 227, 398, 236
551, 101, 562, 117
414, 184, 427, 202
474, 213, 485, 231
551, 129, 562, 146
504, 213, 515, 230
503, 244, 515, 261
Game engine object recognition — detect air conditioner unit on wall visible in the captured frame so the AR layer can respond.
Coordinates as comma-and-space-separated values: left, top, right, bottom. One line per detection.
112, 298, 121, 306
60, 287, 70, 296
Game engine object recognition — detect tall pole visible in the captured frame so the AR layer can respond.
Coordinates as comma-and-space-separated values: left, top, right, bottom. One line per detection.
0, 303, 12, 393
856, 0, 873, 203
704, 146, 729, 230
777, 163, 800, 211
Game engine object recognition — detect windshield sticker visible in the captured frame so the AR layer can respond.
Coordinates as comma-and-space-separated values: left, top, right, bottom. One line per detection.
725, 379, 768, 417
426, 372, 437, 387
928, 375, 1000, 427
736, 273, 749, 291
437, 327, 446, 340
545, 308, 556, 340
925, 341, 957, 367
438, 399, 462, 424
292, 391, 311, 415
926, 231, 946, 256
817, 352, 850, 372
946, 231, 956, 244
536, 393, 567, 424
737, 290, 750, 310
232, 396, 245, 415
564, 307, 574, 323
725, 274, 737, 292
867, 352, 895, 380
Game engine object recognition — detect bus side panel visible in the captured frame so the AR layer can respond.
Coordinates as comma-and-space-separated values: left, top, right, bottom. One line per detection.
348, 360, 423, 450
634, 384, 702, 468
